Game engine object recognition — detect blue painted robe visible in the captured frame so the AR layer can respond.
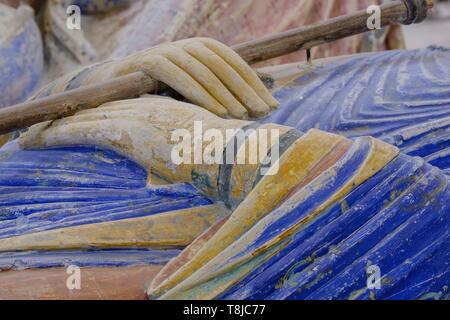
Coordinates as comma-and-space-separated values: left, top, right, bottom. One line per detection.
219, 152, 449, 300
218, 46, 450, 300
265, 46, 450, 176
0, 141, 212, 269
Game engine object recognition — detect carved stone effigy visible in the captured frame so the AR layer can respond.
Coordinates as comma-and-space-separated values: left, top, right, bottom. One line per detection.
0, 39, 449, 300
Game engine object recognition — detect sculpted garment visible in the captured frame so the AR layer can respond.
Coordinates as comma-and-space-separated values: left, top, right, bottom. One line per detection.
264, 46, 450, 176
0, 97, 448, 300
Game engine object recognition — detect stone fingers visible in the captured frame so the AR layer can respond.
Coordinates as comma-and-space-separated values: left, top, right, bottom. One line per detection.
200, 38, 279, 109
122, 55, 229, 118
153, 46, 249, 119
179, 40, 271, 118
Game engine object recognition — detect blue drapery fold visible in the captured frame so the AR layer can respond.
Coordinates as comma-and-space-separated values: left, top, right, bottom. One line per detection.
0, 142, 212, 268
266, 46, 450, 175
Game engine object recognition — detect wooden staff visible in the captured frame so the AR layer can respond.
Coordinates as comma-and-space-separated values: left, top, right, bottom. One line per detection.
0, 0, 433, 135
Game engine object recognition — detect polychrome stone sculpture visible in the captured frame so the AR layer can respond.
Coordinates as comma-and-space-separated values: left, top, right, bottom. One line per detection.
0, 38, 448, 300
